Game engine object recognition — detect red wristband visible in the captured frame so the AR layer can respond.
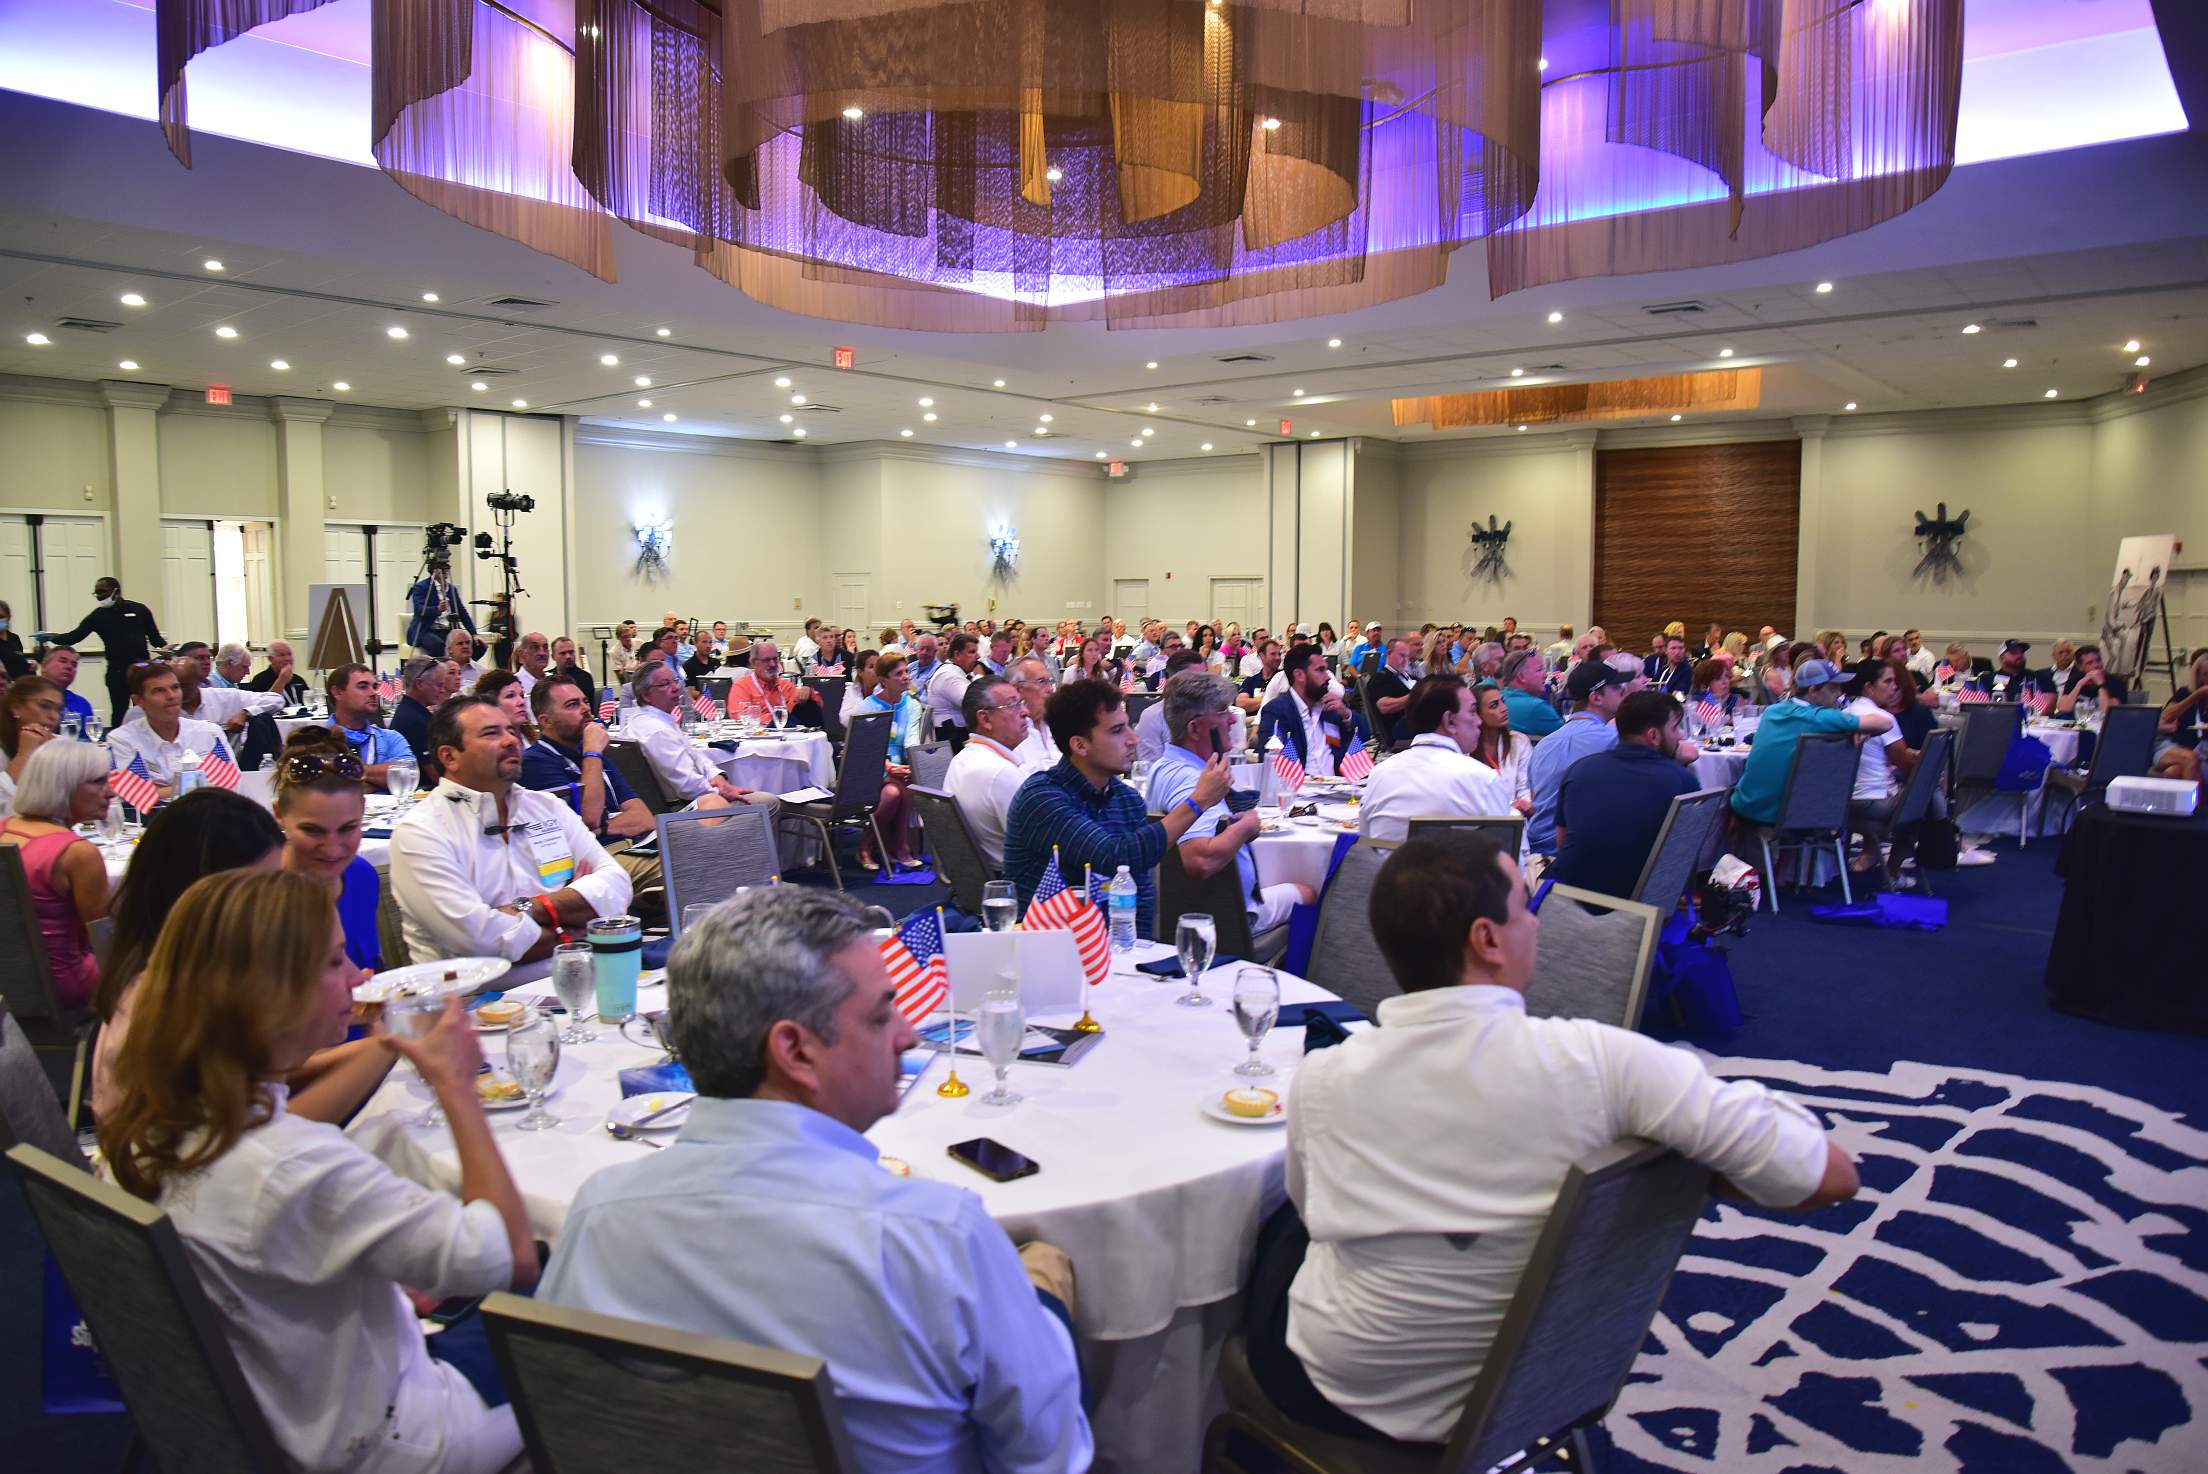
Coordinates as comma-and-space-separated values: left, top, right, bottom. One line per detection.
536, 893, 571, 946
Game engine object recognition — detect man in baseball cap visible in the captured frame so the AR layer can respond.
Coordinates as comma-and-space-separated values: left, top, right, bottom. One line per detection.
1523, 656, 1642, 857
1730, 657, 1893, 826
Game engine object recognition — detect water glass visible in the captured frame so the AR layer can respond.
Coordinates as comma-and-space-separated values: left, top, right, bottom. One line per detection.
384, 991, 447, 1129
59, 717, 79, 742
84, 716, 103, 744
586, 915, 643, 1023
386, 761, 418, 801
982, 880, 1019, 933
976, 989, 1026, 1107
550, 942, 596, 1044
1175, 913, 1217, 1007
680, 902, 718, 937
1231, 966, 1282, 1076
506, 1013, 561, 1131
772, 704, 790, 731
98, 798, 125, 845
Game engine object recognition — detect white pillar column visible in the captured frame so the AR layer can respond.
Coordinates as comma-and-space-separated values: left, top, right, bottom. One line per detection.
270, 396, 336, 638
1792, 416, 1829, 636
96, 380, 172, 597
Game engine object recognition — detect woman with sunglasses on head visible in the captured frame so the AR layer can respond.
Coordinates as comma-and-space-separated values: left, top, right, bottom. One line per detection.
100, 868, 536, 1474
275, 728, 381, 970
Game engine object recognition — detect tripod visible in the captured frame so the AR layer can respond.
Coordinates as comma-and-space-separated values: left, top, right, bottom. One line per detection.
476, 505, 528, 668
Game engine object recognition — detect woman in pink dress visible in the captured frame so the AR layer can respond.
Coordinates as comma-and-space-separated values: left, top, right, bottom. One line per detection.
0, 739, 111, 1009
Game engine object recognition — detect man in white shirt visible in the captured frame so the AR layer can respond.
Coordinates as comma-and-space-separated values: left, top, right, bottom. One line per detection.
942, 675, 1032, 869
626, 662, 759, 806
793, 617, 825, 672
389, 694, 633, 975
1008, 657, 1061, 770
514, 631, 552, 699
1238, 630, 1270, 679
926, 632, 982, 748
540, 887, 1092, 1474
1358, 674, 1516, 842
978, 629, 1015, 677
107, 661, 238, 798
1256, 643, 1358, 778
119, 651, 283, 735
1250, 830, 1858, 1444
1902, 628, 1941, 684
446, 626, 485, 691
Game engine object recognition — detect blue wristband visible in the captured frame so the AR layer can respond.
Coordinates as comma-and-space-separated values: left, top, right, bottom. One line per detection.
1181, 797, 1204, 818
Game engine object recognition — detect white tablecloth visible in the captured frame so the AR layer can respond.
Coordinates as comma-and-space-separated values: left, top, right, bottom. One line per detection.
705, 730, 834, 792
1691, 745, 1750, 790
348, 939, 1335, 1472
1249, 800, 1362, 891
96, 791, 400, 883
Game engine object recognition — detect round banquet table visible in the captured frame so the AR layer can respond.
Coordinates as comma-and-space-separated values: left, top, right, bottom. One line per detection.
2047, 801, 2208, 1032
1952, 721, 2085, 839
704, 729, 834, 792
347, 939, 1340, 1473
1690, 743, 1750, 791
1249, 792, 1364, 891
95, 786, 400, 883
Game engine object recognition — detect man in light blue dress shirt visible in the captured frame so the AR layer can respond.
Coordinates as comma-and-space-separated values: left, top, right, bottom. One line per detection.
1523, 657, 1633, 856
538, 888, 1093, 1474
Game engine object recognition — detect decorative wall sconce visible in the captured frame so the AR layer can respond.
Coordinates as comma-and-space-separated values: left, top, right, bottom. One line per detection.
1912, 502, 1970, 581
989, 523, 1021, 581
633, 514, 673, 580
1468, 515, 1514, 582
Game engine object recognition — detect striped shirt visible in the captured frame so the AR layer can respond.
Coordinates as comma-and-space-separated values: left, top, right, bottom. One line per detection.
1001, 758, 1166, 939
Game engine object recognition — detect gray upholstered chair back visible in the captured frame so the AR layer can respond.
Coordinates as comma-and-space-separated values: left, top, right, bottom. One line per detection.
1406, 815, 1525, 852
699, 676, 734, 709
1122, 691, 1161, 730
376, 871, 414, 969
1305, 841, 1398, 1018
604, 738, 679, 814
1772, 734, 1857, 833
1438, 1143, 1713, 1474
829, 713, 893, 819
0, 1008, 83, 1163
907, 786, 993, 915
1523, 886, 1661, 1029
484, 1292, 856, 1474
0, 846, 65, 1026
804, 678, 848, 741
1158, 838, 1256, 959
1955, 702, 2023, 783
1629, 788, 1730, 917
907, 741, 954, 793
1893, 728, 1953, 827
8, 1143, 289, 1474
659, 805, 780, 929
2085, 704, 2161, 790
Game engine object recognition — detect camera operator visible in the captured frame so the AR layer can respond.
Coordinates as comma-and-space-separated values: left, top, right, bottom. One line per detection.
405, 529, 474, 658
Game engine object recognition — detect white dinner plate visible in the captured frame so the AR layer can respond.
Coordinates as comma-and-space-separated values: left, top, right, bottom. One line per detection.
357, 957, 513, 1004
1200, 1091, 1287, 1127
607, 1092, 696, 1132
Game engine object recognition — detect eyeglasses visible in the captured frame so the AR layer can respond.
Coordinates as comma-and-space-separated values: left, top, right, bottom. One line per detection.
279, 750, 365, 784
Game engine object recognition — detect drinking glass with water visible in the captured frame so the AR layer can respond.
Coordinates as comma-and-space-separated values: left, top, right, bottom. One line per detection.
977, 983, 1026, 1108
385, 991, 449, 1129
550, 942, 596, 1044
386, 760, 418, 801
982, 880, 1018, 933
1231, 966, 1281, 1076
506, 1012, 561, 1131
1175, 913, 1217, 1007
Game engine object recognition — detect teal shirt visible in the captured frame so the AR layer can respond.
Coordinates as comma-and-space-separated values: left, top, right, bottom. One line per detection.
1729, 699, 1863, 823
861, 692, 926, 763
1504, 686, 1562, 737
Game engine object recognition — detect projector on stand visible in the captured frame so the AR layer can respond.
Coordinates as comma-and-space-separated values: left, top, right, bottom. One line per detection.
2105, 776, 2199, 818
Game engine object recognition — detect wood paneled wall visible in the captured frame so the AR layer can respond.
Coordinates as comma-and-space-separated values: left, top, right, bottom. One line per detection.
1593, 442, 1800, 650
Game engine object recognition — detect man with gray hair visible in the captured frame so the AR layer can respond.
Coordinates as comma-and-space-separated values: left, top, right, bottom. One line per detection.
540, 887, 1092, 1474
943, 674, 1033, 868
391, 653, 451, 767
1143, 670, 1312, 955
207, 642, 252, 688
1500, 646, 1561, 737
627, 660, 754, 808
1008, 655, 1060, 769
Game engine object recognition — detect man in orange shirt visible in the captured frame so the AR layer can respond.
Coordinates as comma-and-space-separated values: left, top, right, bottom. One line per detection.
724, 640, 823, 727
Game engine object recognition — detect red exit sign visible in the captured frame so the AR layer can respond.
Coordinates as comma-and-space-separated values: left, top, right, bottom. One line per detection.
206, 384, 232, 406
1279, 418, 1292, 436
832, 345, 856, 370
1107, 460, 1127, 478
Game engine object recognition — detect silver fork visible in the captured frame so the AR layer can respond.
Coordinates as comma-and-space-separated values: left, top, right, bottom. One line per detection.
604, 1121, 664, 1149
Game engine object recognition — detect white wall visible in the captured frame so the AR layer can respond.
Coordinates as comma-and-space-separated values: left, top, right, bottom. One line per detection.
158, 405, 279, 519
326, 416, 435, 523
871, 451, 1107, 627
1102, 456, 1267, 626
0, 393, 109, 510
1393, 433, 1595, 639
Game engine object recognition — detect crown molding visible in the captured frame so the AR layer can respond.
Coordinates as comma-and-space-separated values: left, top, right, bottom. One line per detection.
1111, 451, 1263, 480
0, 371, 108, 409
818, 439, 1115, 479
573, 421, 812, 464
2083, 360, 2208, 422
1385, 427, 1599, 463
97, 379, 177, 412
1598, 419, 1799, 449
266, 396, 336, 426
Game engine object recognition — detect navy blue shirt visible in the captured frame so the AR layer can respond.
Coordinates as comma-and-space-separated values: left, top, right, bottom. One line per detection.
1547, 743, 1699, 900
1002, 758, 1167, 937
521, 734, 640, 837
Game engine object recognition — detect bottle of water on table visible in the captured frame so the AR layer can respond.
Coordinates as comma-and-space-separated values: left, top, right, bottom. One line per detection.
1107, 864, 1138, 953
174, 747, 204, 795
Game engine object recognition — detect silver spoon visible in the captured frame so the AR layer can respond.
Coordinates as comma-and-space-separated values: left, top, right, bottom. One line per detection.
604, 1121, 664, 1149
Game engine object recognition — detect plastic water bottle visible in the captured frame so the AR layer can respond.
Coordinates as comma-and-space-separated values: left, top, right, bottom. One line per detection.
174, 747, 205, 795
1107, 865, 1138, 953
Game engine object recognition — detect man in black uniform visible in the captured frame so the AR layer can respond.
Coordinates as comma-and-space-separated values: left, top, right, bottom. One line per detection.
43, 576, 165, 724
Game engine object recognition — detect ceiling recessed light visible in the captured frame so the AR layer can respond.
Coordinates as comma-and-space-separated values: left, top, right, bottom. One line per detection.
841, 106, 864, 121
1844, 401, 1858, 411
118, 292, 146, 307
600, 353, 619, 366
774, 376, 791, 388
1509, 367, 1525, 377
790, 393, 806, 405
634, 375, 651, 387
213, 325, 237, 339
2136, 355, 2152, 367
1034, 428, 1048, 436
445, 353, 466, 365
1142, 426, 1155, 436
471, 381, 487, 391
1131, 439, 1143, 448
2003, 358, 2018, 368
385, 326, 408, 340
118, 359, 139, 371
901, 428, 914, 437
1718, 347, 1734, 358
1201, 442, 1214, 451
638, 398, 653, 408
1292, 387, 1305, 396
1095, 450, 1107, 459
1038, 413, 1054, 423
1328, 338, 1343, 349
23, 332, 50, 346
1044, 166, 1063, 184
655, 327, 671, 337
663, 413, 677, 422
918, 395, 934, 407
1670, 413, 1683, 422
1308, 430, 1321, 438
1145, 361, 1159, 370
1260, 116, 1282, 131
780, 414, 794, 424
1516, 424, 1528, 432
1814, 281, 1834, 293
421, 291, 440, 303
2044, 388, 2059, 398
1538, 56, 1549, 70
270, 359, 290, 371
923, 412, 937, 422
2123, 339, 2141, 353
1145, 401, 1160, 412
1961, 323, 1981, 335
792, 427, 807, 438
1546, 311, 1563, 324
202, 259, 224, 272
993, 378, 1006, 387
1005, 440, 1018, 449
1246, 419, 1257, 426
512, 398, 528, 408
332, 381, 350, 392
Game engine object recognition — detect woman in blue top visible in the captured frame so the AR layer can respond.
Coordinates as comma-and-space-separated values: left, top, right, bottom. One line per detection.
855, 652, 923, 870
273, 728, 382, 970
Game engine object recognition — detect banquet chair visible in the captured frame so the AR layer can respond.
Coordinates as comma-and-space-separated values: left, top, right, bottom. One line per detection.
1124, 691, 1162, 729
907, 740, 954, 793
376, 875, 414, 969
1305, 842, 1399, 1019
1887, 728, 1953, 894
1523, 886, 1661, 1030
1951, 702, 2023, 822
6, 1143, 293, 1474
0, 1006, 83, 1163
699, 676, 734, 711
1203, 1142, 1712, 1474
907, 787, 993, 915
1741, 734, 1859, 913
1628, 788, 1731, 920
604, 739, 680, 815
805, 678, 849, 742
658, 805, 780, 929
2038, 704, 2161, 836
1159, 838, 1261, 963
483, 1293, 855, 1474
778, 711, 893, 892
0, 846, 70, 1039
1405, 816, 1524, 853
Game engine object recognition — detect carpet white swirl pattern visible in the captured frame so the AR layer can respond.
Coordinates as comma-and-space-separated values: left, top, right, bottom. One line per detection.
1607, 1057, 2208, 1473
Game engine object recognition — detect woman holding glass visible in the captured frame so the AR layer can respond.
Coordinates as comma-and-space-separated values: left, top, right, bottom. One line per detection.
100, 868, 538, 1474
0, 739, 110, 1009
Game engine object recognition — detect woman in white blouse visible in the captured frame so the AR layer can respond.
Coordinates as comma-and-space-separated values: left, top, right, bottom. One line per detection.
841, 649, 880, 726
99, 869, 538, 1474
1470, 680, 1535, 815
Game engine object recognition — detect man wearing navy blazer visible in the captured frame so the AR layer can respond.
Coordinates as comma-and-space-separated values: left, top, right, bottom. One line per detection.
1257, 641, 1367, 777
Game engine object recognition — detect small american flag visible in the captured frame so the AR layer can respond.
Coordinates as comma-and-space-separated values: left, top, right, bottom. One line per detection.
1272, 748, 1305, 794
1935, 662, 1954, 684
880, 907, 950, 1023
815, 662, 844, 676
2029, 691, 2055, 717
1024, 853, 1110, 987
598, 687, 619, 722
1695, 697, 1726, 729
198, 744, 241, 791
1338, 733, 1374, 782
1955, 686, 1989, 705
108, 752, 160, 813
376, 675, 399, 704
1120, 668, 1136, 693
691, 691, 720, 722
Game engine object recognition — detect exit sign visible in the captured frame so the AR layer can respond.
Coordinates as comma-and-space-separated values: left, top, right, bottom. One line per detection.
1278, 418, 1292, 436
832, 345, 856, 369
1107, 460, 1127, 478
206, 384, 232, 406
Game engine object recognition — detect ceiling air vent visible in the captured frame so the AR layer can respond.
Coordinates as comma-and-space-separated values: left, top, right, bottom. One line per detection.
1980, 317, 2039, 332
56, 317, 122, 334
460, 365, 520, 376
1214, 352, 1275, 364
1523, 363, 1567, 373
798, 403, 843, 414
482, 296, 557, 310
1641, 300, 1709, 317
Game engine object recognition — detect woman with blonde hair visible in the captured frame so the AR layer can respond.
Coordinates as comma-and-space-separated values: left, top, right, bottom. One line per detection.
99, 868, 537, 1474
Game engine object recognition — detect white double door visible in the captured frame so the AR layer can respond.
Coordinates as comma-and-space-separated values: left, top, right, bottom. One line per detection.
324, 523, 432, 658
